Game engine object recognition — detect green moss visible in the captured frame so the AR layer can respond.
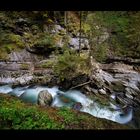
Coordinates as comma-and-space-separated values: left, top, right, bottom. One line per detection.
34, 33, 55, 48
41, 61, 54, 68
0, 33, 24, 60
93, 43, 108, 62
7, 34, 24, 48
36, 60, 54, 69
0, 43, 22, 59
57, 107, 77, 124
20, 63, 29, 70
82, 23, 91, 35
0, 49, 9, 60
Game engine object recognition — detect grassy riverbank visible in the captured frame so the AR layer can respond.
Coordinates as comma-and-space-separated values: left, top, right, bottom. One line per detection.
0, 93, 131, 129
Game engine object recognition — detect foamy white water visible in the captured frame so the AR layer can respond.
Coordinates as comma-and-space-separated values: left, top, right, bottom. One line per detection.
0, 85, 133, 124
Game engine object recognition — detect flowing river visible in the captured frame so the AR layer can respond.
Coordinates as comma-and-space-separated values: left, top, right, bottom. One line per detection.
0, 84, 133, 125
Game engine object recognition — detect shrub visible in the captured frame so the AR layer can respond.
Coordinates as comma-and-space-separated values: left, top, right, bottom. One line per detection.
34, 33, 55, 48
39, 60, 54, 68
53, 48, 90, 81
0, 43, 19, 60
93, 43, 108, 62
8, 34, 24, 48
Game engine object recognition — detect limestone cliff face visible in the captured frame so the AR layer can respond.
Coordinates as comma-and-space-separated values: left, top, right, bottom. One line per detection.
0, 48, 55, 86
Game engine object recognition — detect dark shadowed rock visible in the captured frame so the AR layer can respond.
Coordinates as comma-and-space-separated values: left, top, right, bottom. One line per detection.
59, 74, 89, 91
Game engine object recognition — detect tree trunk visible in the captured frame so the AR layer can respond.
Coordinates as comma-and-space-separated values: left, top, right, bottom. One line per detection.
69, 81, 91, 90
79, 11, 82, 55
64, 11, 67, 27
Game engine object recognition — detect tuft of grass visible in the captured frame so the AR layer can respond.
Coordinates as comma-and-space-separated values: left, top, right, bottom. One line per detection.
53, 48, 90, 81
20, 63, 29, 70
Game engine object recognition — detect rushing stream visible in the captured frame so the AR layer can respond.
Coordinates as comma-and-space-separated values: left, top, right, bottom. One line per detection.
0, 84, 133, 125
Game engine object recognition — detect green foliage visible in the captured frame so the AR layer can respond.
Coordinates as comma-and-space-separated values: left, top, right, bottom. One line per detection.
0, 49, 9, 60
38, 60, 54, 68
31, 25, 40, 34
8, 34, 22, 44
93, 43, 108, 62
82, 23, 91, 35
34, 33, 55, 49
0, 33, 23, 59
53, 48, 90, 81
85, 11, 140, 59
0, 95, 59, 129
57, 107, 78, 124
0, 32, 24, 59
124, 12, 140, 57
20, 63, 29, 70
100, 11, 129, 31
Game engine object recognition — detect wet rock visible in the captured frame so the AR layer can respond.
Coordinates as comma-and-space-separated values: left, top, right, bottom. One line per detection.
98, 88, 106, 95
131, 108, 140, 128
59, 74, 89, 91
83, 85, 92, 92
81, 85, 92, 95
69, 37, 89, 51
72, 102, 82, 110
89, 82, 99, 89
116, 96, 128, 106
37, 90, 53, 106
133, 66, 140, 72
90, 88, 99, 95
48, 76, 59, 87
59, 79, 72, 91
110, 81, 126, 92
90, 77, 104, 89
125, 88, 138, 96
134, 97, 140, 105
59, 95, 73, 104
71, 74, 89, 87
125, 92, 134, 100
116, 95, 136, 106
106, 57, 140, 65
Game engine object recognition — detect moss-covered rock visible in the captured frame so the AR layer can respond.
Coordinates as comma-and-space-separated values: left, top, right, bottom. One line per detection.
20, 63, 30, 70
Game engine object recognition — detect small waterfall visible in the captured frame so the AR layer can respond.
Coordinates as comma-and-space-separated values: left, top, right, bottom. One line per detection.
0, 85, 13, 94
115, 108, 133, 124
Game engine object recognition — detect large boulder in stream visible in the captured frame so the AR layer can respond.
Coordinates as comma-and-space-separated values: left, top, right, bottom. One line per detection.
37, 90, 53, 107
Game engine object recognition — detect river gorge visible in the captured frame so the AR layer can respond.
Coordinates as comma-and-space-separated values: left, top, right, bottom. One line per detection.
1, 11, 140, 129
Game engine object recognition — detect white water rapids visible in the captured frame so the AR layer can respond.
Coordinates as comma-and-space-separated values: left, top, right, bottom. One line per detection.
0, 84, 133, 124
